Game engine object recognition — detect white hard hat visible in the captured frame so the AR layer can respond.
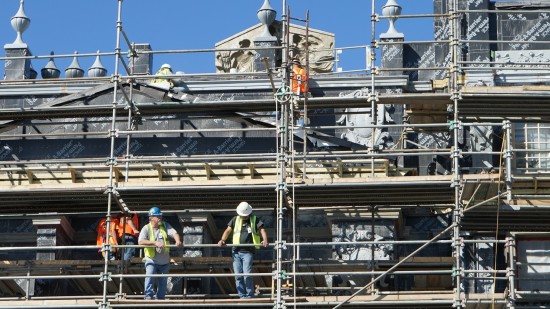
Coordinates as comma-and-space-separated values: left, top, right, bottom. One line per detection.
161, 63, 171, 70
236, 201, 253, 216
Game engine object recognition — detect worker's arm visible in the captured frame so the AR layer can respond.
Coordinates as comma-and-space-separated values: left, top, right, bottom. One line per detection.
127, 217, 139, 234
172, 232, 183, 247
260, 227, 268, 247
138, 238, 164, 249
218, 226, 233, 246
138, 226, 165, 249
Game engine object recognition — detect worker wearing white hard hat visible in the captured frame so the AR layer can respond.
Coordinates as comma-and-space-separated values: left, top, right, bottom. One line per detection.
151, 63, 174, 89
218, 202, 268, 298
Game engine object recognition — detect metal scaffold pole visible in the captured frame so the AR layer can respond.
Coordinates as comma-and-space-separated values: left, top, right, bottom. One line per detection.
449, 0, 464, 308
274, 2, 289, 308
100, 1, 126, 308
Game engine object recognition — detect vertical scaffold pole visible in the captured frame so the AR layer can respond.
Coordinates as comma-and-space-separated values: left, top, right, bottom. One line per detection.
369, 0, 377, 176
100, 1, 125, 308
449, 0, 464, 308
274, 2, 288, 308
504, 120, 513, 202
506, 236, 516, 309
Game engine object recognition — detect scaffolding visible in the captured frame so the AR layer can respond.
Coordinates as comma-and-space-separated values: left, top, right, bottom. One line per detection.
1, 0, 550, 308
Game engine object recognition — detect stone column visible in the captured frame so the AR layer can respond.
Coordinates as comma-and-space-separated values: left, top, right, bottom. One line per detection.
380, 0, 404, 77
178, 213, 216, 295
130, 43, 153, 75
4, 0, 34, 80
32, 216, 74, 296
433, 0, 450, 80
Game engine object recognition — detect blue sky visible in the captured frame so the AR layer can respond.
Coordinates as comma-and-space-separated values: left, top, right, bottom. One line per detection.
1, 0, 436, 76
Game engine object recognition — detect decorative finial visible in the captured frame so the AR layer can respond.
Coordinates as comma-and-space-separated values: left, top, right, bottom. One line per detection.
41, 51, 60, 79
88, 50, 107, 77
65, 51, 84, 78
10, 0, 31, 47
380, 0, 404, 39
256, 0, 276, 39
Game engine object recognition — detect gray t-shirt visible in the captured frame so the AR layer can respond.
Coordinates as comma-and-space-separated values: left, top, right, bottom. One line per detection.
138, 222, 178, 265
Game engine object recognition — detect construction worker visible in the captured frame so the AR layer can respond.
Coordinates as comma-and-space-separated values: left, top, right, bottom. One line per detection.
96, 215, 119, 260
138, 206, 182, 300
151, 63, 174, 89
218, 202, 268, 298
118, 212, 139, 261
291, 58, 308, 95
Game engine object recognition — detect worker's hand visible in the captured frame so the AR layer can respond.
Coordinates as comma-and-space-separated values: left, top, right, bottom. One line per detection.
218, 240, 226, 247
155, 241, 165, 249
132, 228, 139, 234
175, 240, 183, 247
261, 239, 269, 247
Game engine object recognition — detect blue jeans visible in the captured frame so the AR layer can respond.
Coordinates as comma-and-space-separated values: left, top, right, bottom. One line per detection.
232, 251, 254, 298
122, 236, 136, 261
144, 262, 170, 300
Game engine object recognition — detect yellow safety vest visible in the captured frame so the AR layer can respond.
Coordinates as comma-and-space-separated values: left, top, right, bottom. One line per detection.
232, 215, 261, 249
144, 223, 170, 258
151, 68, 174, 86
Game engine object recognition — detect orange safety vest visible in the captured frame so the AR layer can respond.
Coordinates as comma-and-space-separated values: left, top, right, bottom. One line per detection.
291, 65, 309, 94
96, 217, 119, 253
118, 213, 139, 238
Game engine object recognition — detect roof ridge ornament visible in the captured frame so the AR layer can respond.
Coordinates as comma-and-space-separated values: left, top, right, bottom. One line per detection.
65, 51, 84, 78
41, 51, 60, 79
10, 0, 31, 47
88, 50, 107, 77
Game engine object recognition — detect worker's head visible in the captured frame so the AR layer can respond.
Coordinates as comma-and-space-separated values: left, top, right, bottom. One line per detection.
236, 201, 253, 218
148, 206, 163, 226
291, 57, 302, 66
160, 63, 172, 71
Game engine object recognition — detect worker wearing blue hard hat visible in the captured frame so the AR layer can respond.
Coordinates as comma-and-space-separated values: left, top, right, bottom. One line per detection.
138, 206, 182, 300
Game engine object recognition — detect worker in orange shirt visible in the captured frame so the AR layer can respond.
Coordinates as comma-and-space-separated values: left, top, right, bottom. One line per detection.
118, 212, 140, 261
96, 215, 119, 260
291, 58, 309, 96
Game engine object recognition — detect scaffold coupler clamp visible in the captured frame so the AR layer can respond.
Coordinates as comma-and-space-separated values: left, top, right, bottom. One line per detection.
99, 271, 112, 282
449, 120, 462, 131
106, 156, 117, 167
452, 236, 464, 251
277, 240, 287, 251
273, 301, 287, 309
102, 243, 112, 255
98, 301, 110, 309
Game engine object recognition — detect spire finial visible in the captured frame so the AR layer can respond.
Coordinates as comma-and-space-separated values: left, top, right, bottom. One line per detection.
65, 51, 84, 78
381, 0, 404, 39
256, 0, 276, 39
10, 0, 31, 47
41, 51, 61, 79
88, 50, 107, 77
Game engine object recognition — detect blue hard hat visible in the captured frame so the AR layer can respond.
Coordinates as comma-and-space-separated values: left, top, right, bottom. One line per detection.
148, 207, 162, 217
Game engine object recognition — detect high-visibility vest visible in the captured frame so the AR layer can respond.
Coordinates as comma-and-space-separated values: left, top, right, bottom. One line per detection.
151, 67, 174, 86
143, 223, 170, 259
96, 217, 119, 253
118, 214, 139, 238
232, 215, 261, 249
291, 65, 308, 94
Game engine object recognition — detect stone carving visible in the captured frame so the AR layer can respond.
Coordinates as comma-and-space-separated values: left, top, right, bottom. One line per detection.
336, 88, 394, 149
216, 39, 255, 73
495, 49, 550, 68
289, 29, 335, 73
216, 22, 334, 74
